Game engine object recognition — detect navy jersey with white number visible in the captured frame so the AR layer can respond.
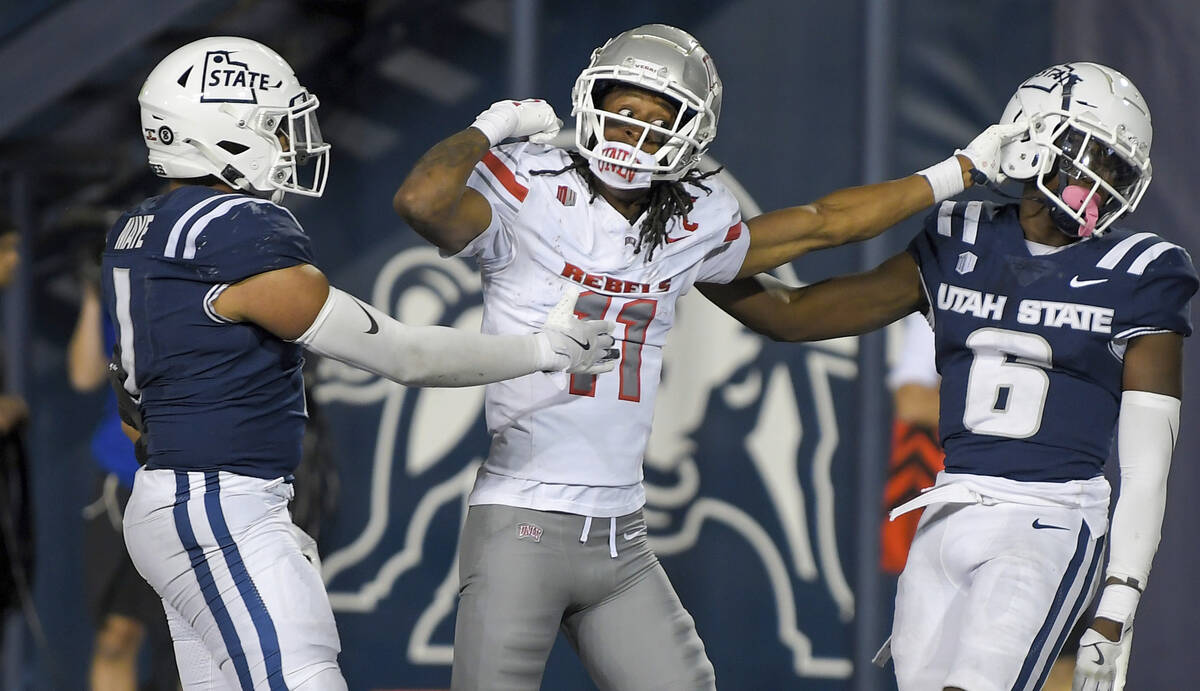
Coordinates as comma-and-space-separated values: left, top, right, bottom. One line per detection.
101, 186, 315, 479
908, 201, 1197, 482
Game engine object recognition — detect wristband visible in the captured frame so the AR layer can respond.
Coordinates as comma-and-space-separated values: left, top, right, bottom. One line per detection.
470, 120, 504, 148
1095, 582, 1142, 624
917, 156, 966, 204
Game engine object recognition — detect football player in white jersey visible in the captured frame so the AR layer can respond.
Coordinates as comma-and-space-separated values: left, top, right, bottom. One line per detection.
702, 63, 1197, 691
394, 24, 1020, 691
113, 37, 617, 691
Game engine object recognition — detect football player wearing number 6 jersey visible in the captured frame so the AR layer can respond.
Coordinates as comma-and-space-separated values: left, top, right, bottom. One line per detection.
703, 63, 1198, 691
394, 23, 1020, 690
106, 37, 616, 691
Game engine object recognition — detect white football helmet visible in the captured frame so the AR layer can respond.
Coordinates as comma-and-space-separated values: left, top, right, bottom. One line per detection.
139, 37, 330, 201
998, 62, 1151, 236
572, 24, 722, 181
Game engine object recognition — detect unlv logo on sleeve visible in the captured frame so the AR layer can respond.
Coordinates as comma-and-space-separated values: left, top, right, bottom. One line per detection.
199, 50, 282, 104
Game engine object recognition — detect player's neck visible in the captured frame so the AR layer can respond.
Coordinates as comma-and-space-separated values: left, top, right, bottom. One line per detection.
1018, 197, 1076, 248
594, 179, 650, 223
167, 179, 237, 195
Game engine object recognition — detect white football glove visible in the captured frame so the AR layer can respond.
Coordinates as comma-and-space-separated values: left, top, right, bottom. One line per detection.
955, 120, 1029, 184
470, 98, 563, 147
537, 290, 617, 375
1072, 625, 1134, 691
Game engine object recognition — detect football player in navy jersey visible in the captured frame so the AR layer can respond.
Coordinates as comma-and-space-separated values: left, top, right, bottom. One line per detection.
105, 37, 617, 690
702, 62, 1197, 691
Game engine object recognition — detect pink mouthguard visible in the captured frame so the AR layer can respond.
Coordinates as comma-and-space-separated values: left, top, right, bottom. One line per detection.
1061, 185, 1101, 237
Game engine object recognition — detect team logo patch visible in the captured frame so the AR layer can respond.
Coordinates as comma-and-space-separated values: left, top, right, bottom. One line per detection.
516, 523, 543, 542
157, 126, 174, 145
200, 50, 283, 104
956, 251, 977, 275
556, 185, 576, 207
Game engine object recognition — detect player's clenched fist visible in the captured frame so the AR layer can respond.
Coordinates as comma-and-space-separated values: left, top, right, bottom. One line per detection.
471, 98, 563, 147
536, 289, 617, 375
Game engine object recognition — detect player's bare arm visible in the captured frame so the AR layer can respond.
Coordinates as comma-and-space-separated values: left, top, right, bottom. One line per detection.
701, 251, 925, 341
1122, 331, 1182, 398
394, 99, 562, 254
736, 162, 967, 278
213, 262, 330, 339
734, 121, 1027, 279
393, 128, 495, 253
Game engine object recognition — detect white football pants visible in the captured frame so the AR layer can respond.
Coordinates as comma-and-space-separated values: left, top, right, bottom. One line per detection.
891, 473, 1110, 691
124, 468, 345, 690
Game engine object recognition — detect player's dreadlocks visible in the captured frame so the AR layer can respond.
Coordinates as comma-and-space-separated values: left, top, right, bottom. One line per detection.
532, 150, 721, 262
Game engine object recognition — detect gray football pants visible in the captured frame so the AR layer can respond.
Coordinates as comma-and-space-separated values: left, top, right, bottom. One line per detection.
450, 504, 716, 691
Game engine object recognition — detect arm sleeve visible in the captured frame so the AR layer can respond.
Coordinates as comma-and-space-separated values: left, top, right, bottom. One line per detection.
293, 287, 557, 387
1105, 390, 1180, 591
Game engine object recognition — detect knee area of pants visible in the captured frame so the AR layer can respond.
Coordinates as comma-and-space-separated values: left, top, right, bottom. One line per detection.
288, 664, 347, 691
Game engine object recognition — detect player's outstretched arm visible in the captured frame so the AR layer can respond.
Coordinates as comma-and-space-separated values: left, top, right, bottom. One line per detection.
700, 251, 924, 341
1073, 332, 1183, 691
213, 264, 615, 386
394, 99, 561, 254
735, 122, 1025, 278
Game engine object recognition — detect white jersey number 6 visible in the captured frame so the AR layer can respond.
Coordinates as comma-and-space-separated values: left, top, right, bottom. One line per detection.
963, 327, 1052, 438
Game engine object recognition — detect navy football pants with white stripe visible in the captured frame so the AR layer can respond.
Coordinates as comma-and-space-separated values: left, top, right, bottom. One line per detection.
891, 499, 1106, 691
124, 469, 345, 690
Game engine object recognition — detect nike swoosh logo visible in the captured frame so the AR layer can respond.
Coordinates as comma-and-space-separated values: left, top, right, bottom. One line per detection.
1031, 518, 1069, 530
565, 333, 590, 350
1088, 643, 1105, 666
353, 299, 379, 334
664, 234, 690, 244
623, 528, 646, 541
1070, 275, 1109, 287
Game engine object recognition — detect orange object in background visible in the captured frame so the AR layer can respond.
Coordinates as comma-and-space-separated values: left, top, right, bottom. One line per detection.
881, 419, 944, 574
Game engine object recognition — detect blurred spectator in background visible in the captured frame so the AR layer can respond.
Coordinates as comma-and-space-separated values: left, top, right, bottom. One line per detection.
0, 220, 33, 677
881, 312, 943, 575
67, 230, 177, 691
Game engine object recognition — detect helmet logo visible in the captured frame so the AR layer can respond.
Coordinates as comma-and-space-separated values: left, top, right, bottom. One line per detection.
621, 56, 669, 79
1023, 64, 1083, 96
201, 50, 283, 104
157, 126, 174, 145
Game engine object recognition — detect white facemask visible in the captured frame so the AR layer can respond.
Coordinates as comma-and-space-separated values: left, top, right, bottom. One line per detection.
587, 139, 654, 190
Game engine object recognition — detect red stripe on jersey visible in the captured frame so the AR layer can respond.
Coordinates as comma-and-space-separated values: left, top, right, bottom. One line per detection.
482, 151, 528, 202
723, 222, 743, 243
